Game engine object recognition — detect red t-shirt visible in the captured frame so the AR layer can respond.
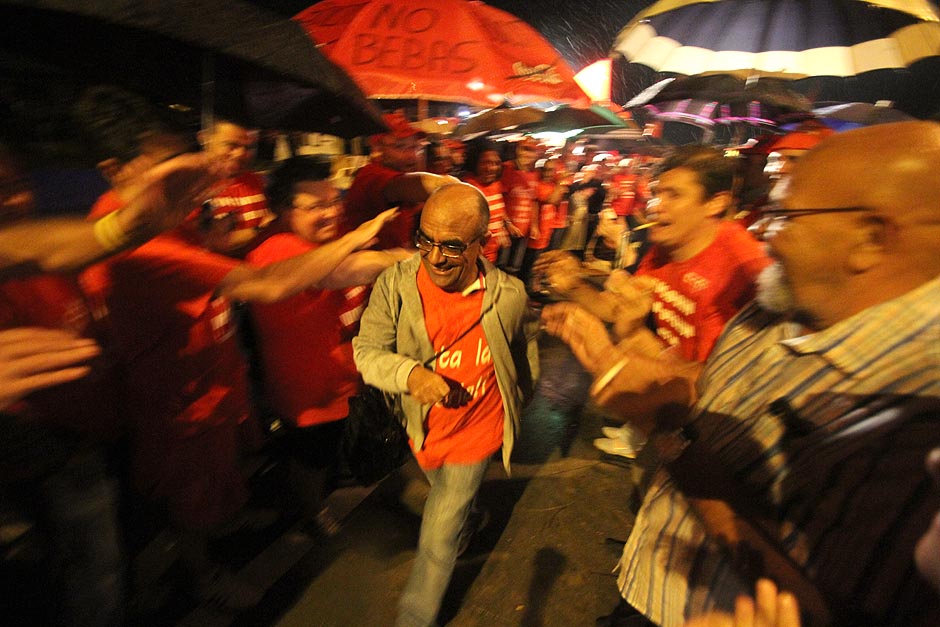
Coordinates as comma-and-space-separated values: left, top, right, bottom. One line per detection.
531, 180, 558, 250
636, 221, 771, 362
83, 191, 247, 438
83, 191, 252, 528
464, 176, 509, 262
609, 173, 638, 217
207, 171, 270, 231
413, 265, 503, 469
246, 233, 360, 428
343, 161, 421, 250
500, 161, 539, 236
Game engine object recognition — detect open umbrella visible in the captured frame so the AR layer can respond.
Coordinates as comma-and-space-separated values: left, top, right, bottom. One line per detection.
613, 0, 940, 79
453, 104, 547, 138
454, 103, 631, 138
0, 0, 386, 136
294, 0, 588, 107
624, 74, 815, 145
625, 75, 814, 125
521, 104, 632, 133
812, 101, 918, 130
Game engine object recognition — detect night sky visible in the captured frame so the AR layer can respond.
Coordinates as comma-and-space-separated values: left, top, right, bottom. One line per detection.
484, 0, 657, 100
259, 0, 940, 117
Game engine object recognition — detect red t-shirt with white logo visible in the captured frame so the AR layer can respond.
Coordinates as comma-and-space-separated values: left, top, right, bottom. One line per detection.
207, 171, 271, 232
636, 221, 770, 362
413, 265, 503, 469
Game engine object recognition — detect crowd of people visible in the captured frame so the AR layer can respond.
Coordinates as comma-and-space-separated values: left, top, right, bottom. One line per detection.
0, 80, 938, 627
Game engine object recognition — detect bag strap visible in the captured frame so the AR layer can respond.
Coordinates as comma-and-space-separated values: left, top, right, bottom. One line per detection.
422, 300, 494, 368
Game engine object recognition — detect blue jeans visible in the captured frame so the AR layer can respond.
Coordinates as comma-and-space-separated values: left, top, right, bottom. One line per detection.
395, 458, 490, 627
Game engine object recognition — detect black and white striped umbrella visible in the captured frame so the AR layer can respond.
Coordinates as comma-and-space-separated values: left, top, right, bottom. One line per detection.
612, 0, 940, 78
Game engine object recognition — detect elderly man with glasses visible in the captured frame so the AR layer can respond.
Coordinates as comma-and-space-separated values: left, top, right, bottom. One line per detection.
354, 183, 539, 627
542, 121, 940, 627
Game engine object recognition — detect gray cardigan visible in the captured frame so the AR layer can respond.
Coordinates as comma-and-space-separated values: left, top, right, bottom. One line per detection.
352, 255, 539, 473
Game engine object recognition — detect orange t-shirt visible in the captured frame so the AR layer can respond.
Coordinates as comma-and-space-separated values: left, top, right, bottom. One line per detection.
414, 264, 503, 469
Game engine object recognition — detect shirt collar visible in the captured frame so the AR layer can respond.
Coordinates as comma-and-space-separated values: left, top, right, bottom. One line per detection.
461, 272, 486, 297
778, 275, 940, 376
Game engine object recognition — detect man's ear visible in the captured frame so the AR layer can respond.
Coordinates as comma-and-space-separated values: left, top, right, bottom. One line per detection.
847, 215, 889, 274
96, 158, 122, 184
704, 190, 732, 218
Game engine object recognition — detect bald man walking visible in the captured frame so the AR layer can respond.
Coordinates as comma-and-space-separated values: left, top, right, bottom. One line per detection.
354, 184, 539, 627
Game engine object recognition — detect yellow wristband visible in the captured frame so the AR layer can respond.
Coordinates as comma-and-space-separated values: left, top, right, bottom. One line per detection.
92, 211, 131, 252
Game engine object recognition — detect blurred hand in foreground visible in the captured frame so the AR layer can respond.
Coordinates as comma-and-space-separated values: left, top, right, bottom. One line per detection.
683, 579, 801, 627
0, 327, 102, 411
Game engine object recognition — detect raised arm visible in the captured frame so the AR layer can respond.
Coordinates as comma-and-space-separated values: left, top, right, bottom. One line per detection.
0, 153, 219, 280
217, 207, 399, 303
317, 248, 413, 291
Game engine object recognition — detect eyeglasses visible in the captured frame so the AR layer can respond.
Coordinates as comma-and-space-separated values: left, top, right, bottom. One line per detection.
415, 229, 480, 259
761, 206, 868, 220
749, 206, 868, 238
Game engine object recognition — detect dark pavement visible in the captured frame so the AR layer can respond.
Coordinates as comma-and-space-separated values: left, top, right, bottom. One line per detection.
147, 335, 644, 627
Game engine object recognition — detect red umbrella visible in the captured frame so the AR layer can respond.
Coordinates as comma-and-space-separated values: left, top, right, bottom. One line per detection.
294, 0, 589, 107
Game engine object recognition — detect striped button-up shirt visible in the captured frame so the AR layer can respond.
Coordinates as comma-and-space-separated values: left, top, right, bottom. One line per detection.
618, 276, 940, 627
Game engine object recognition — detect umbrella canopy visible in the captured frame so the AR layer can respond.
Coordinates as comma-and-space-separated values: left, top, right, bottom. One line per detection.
454, 103, 630, 138
626, 75, 814, 125
0, 0, 386, 136
294, 0, 588, 107
812, 101, 918, 130
521, 104, 632, 133
454, 104, 547, 138
612, 0, 940, 78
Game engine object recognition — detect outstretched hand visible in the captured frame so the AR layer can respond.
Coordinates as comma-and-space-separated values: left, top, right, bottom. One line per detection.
122, 152, 225, 236
348, 207, 400, 251
539, 302, 617, 375
0, 327, 102, 411
603, 270, 657, 340
532, 250, 585, 298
